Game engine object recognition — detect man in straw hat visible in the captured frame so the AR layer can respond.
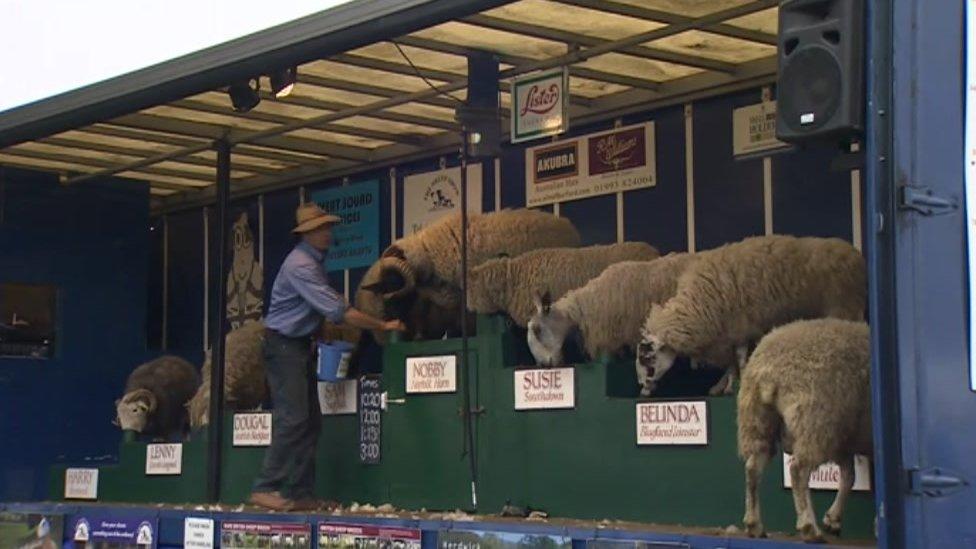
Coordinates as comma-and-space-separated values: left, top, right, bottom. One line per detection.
249, 203, 404, 512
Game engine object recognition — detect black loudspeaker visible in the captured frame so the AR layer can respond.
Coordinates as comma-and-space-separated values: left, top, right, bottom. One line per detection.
776, 0, 864, 143
456, 51, 501, 158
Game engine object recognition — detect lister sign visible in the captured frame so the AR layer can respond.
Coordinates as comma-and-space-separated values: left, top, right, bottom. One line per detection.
406, 355, 457, 394
511, 67, 568, 143
514, 367, 575, 410
635, 400, 709, 446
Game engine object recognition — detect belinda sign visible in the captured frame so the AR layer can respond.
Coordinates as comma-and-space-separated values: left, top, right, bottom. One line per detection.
514, 367, 575, 410
406, 355, 457, 394
511, 67, 569, 143
635, 400, 709, 446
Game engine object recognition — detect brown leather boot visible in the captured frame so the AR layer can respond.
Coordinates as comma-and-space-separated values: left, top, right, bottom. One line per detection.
248, 491, 295, 512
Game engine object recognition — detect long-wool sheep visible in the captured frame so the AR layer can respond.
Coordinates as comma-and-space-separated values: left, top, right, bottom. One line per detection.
355, 208, 581, 342
115, 355, 200, 439
187, 320, 268, 428
637, 234, 865, 397
526, 252, 697, 367
737, 318, 871, 543
467, 242, 660, 327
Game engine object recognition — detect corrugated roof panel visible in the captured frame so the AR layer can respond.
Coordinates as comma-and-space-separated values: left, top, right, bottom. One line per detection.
611, 0, 754, 18
337, 115, 444, 136
54, 129, 178, 155
410, 21, 565, 60
645, 30, 776, 63
726, 7, 778, 35
578, 52, 702, 82
484, 0, 665, 40
386, 102, 459, 122
350, 42, 470, 74
142, 106, 275, 132
568, 77, 629, 98
286, 128, 392, 149
191, 150, 295, 171
304, 60, 453, 92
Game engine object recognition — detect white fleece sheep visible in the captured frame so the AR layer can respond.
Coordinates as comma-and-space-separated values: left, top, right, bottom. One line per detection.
737, 318, 871, 543
527, 252, 697, 367
187, 320, 268, 428
637, 234, 866, 397
355, 208, 581, 342
467, 242, 660, 327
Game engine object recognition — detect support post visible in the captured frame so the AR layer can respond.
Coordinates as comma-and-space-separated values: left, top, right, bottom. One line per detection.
458, 145, 478, 511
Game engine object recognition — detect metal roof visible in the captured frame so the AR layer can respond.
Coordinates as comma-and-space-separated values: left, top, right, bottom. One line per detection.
0, 0, 780, 213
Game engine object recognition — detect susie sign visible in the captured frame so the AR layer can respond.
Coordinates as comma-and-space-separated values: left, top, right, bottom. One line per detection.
511, 67, 569, 143
514, 367, 575, 410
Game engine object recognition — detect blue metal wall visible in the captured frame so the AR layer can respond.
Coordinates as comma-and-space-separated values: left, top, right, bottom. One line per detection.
0, 168, 150, 501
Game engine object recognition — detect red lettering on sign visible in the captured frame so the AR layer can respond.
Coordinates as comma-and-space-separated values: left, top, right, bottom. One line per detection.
520, 84, 560, 116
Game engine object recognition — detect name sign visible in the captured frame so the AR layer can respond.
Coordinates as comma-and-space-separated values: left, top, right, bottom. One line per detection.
514, 367, 575, 410
233, 413, 272, 447
64, 468, 98, 500
319, 379, 358, 415
406, 355, 457, 394
782, 453, 872, 491
636, 400, 709, 446
145, 443, 183, 475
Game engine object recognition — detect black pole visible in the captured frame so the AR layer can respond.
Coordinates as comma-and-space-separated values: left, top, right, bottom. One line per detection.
207, 138, 231, 503
458, 142, 478, 511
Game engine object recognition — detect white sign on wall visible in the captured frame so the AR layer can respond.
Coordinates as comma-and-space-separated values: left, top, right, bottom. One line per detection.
525, 121, 656, 207
145, 443, 183, 475
403, 165, 483, 235
511, 67, 569, 143
406, 355, 457, 394
184, 518, 215, 549
64, 468, 98, 500
514, 367, 575, 410
782, 453, 872, 492
732, 101, 790, 157
232, 413, 272, 447
636, 400, 709, 446
319, 379, 358, 415
966, 0, 976, 392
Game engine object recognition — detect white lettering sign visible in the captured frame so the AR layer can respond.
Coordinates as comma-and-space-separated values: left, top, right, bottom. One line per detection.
514, 368, 575, 410
319, 379, 358, 415
512, 67, 569, 143
525, 122, 656, 207
233, 413, 272, 446
184, 518, 214, 549
636, 400, 708, 445
782, 453, 872, 491
64, 468, 98, 500
406, 355, 457, 394
733, 101, 790, 157
145, 443, 183, 475
403, 165, 483, 235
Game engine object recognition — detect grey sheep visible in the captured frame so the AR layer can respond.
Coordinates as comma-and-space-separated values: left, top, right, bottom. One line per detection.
115, 355, 200, 439
187, 320, 268, 428
527, 252, 697, 366
637, 235, 866, 397
467, 242, 660, 327
355, 208, 581, 342
737, 318, 871, 543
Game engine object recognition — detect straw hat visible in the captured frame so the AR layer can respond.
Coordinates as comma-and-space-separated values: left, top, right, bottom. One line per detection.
293, 203, 341, 234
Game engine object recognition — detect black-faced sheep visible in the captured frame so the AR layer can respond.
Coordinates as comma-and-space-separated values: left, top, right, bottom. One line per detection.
355, 208, 581, 343
737, 318, 871, 543
115, 355, 200, 439
187, 320, 268, 428
466, 242, 660, 327
637, 234, 866, 397
527, 252, 697, 367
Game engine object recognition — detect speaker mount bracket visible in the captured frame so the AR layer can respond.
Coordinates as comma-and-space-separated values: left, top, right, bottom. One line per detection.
898, 186, 958, 216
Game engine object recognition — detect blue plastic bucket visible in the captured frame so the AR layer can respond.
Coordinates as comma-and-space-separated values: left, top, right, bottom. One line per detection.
317, 340, 354, 382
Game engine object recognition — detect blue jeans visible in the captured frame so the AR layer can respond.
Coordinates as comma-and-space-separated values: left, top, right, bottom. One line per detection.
252, 329, 321, 499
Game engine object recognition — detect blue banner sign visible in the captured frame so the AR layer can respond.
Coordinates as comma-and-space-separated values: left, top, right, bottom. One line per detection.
72, 515, 157, 547
311, 180, 380, 272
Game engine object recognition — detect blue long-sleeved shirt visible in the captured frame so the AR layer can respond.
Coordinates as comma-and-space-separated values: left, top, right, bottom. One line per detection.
264, 241, 347, 337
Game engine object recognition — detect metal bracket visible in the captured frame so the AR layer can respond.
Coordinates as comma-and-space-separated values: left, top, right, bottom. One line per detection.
458, 405, 486, 417
908, 467, 969, 497
899, 186, 958, 215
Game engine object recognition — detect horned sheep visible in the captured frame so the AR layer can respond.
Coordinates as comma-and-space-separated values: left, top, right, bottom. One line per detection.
527, 252, 697, 367
187, 320, 268, 428
355, 208, 581, 342
115, 355, 200, 439
467, 242, 660, 327
737, 318, 872, 543
637, 235, 866, 397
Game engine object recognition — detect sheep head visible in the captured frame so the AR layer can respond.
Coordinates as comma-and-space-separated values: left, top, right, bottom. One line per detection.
527, 290, 574, 367
635, 305, 677, 396
115, 389, 157, 432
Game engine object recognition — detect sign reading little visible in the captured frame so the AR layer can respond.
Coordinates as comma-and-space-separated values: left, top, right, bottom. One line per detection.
311, 179, 379, 271
233, 413, 272, 447
145, 443, 182, 475
635, 400, 708, 446
514, 367, 575, 410
511, 67, 569, 143
406, 355, 457, 394
782, 453, 872, 492
525, 122, 656, 206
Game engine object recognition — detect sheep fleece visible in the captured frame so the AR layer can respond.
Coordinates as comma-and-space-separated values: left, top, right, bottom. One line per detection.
468, 241, 659, 326
123, 355, 200, 436
188, 320, 268, 428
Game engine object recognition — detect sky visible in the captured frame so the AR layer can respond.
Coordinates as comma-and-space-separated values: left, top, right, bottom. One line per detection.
0, 0, 354, 113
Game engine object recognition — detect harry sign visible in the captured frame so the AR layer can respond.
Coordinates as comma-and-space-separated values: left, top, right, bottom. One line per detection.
511, 67, 569, 143
406, 355, 457, 394
64, 468, 98, 500
635, 400, 708, 446
514, 367, 575, 410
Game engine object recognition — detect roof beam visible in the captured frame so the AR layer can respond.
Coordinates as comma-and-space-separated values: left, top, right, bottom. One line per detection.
463, 14, 737, 73
553, 0, 778, 46
276, 92, 459, 131
299, 73, 458, 109
0, 146, 215, 184
393, 36, 660, 90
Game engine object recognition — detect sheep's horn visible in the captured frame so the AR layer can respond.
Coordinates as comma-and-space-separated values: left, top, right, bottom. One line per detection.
375, 256, 416, 299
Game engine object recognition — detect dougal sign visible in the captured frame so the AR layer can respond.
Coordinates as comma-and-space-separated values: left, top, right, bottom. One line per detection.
406, 355, 457, 394
233, 412, 272, 446
514, 367, 575, 410
636, 401, 708, 445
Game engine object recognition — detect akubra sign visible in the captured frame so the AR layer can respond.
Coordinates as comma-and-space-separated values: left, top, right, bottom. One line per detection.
511, 67, 569, 143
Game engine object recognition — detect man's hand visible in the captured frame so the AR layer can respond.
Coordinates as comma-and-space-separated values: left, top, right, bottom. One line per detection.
383, 319, 407, 332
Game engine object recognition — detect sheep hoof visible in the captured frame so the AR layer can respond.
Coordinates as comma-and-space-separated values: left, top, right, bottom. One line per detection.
799, 524, 826, 544
744, 521, 766, 538
822, 514, 842, 536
